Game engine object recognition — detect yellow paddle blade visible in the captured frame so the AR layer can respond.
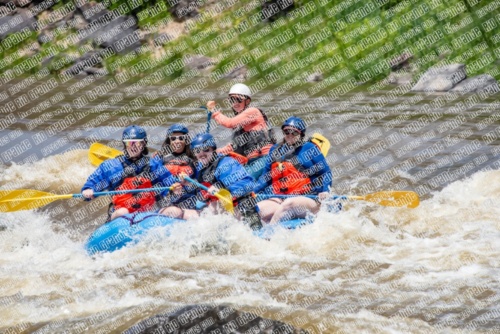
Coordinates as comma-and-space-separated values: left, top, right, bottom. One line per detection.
311, 133, 331, 157
88, 143, 122, 166
349, 191, 420, 208
214, 189, 234, 214
0, 189, 73, 212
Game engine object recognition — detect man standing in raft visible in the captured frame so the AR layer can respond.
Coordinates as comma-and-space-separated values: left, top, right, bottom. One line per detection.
254, 117, 333, 224
82, 125, 179, 221
206, 83, 276, 179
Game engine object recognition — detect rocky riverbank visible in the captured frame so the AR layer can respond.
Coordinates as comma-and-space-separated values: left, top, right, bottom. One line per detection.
1, 0, 499, 92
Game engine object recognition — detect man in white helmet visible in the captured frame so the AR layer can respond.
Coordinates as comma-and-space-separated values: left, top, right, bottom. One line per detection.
206, 83, 276, 179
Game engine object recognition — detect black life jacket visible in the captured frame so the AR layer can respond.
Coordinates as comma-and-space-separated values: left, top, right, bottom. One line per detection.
232, 108, 277, 156
196, 156, 224, 185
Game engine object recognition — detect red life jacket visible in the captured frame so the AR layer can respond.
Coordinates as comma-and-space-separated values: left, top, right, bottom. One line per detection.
162, 153, 195, 176
112, 156, 156, 212
270, 144, 312, 195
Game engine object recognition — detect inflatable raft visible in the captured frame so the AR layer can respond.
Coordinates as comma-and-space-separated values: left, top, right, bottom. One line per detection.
84, 197, 345, 255
84, 212, 313, 255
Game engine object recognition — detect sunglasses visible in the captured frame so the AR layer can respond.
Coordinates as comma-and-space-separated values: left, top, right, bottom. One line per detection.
229, 96, 245, 104
170, 135, 187, 142
123, 140, 145, 147
283, 129, 301, 136
193, 147, 213, 154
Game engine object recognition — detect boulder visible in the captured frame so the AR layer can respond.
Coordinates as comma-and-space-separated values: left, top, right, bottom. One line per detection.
388, 72, 413, 85
76, 3, 140, 54
63, 50, 104, 76
262, 0, 295, 22
0, 8, 37, 40
411, 64, 466, 92
184, 54, 215, 70
124, 305, 306, 334
450, 74, 500, 93
390, 52, 413, 71
84, 67, 108, 75
169, 0, 200, 22
306, 72, 323, 82
224, 65, 248, 79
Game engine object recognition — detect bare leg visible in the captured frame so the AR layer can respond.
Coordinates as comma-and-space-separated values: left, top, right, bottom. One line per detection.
270, 197, 320, 224
110, 207, 130, 220
182, 209, 200, 219
159, 206, 200, 220
256, 199, 283, 223
159, 206, 184, 218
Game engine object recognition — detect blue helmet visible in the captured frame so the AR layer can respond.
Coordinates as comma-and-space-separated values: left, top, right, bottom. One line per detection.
190, 133, 217, 150
282, 116, 306, 134
123, 125, 147, 141
167, 124, 188, 136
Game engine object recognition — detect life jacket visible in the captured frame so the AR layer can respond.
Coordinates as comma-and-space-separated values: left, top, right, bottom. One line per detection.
162, 153, 195, 176
232, 108, 277, 157
111, 156, 156, 211
196, 156, 224, 202
269, 143, 312, 195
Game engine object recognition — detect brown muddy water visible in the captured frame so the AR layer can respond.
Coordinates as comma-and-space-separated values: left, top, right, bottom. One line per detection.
0, 77, 499, 333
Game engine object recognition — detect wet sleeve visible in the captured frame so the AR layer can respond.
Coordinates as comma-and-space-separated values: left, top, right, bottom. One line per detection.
81, 161, 112, 192
216, 157, 254, 198
307, 145, 333, 193
252, 147, 275, 194
212, 108, 260, 129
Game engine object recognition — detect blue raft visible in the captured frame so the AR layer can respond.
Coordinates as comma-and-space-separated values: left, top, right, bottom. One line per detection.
84, 212, 311, 255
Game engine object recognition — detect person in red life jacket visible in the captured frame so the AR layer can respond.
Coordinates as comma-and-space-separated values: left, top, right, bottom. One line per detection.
206, 83, 276, 180
157, 124, 196, 176
254, 117, 333, 224
81, 125, 181, 221
156, 124, 199, 219
167, 133, 262, 230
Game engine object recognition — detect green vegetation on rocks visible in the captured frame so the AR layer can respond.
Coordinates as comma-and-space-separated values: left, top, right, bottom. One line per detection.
0, 0, 499, 90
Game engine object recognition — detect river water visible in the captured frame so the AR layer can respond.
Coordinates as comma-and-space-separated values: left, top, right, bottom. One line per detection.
0, 77, 499, 333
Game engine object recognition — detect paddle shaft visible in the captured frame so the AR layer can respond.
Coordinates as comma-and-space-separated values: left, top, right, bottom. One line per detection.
256, 194, 318, 199
200, 106, 212, 133
88, 187, 173, 198
183, 176, 235, 213
256, 194, 347, 200
0, 187, 173, 204
183, 176, 210, 192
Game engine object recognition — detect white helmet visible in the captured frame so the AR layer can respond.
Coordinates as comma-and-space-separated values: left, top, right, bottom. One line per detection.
229, 83, 251, 98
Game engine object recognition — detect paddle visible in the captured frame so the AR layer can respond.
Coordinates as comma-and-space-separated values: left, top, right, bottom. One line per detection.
310, 133, 331, 157
0, 187, 173, 213
256, 191, 420, 208
182, 176, 234, 214
88, 143, 122, 167
201, 105, 212, 133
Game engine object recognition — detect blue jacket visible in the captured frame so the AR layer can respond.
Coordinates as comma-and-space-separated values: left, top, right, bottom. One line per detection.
81, 155, 176, 198
195, 155, 255, 199
253, 141, 332, 195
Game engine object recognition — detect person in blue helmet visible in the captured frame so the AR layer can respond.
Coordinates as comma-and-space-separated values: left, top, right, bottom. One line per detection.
164, 133, 262, 230
82, 125, 181, 221
254, 117, 333, 224
156, 124, 199, 219
157, 124, 196, 177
